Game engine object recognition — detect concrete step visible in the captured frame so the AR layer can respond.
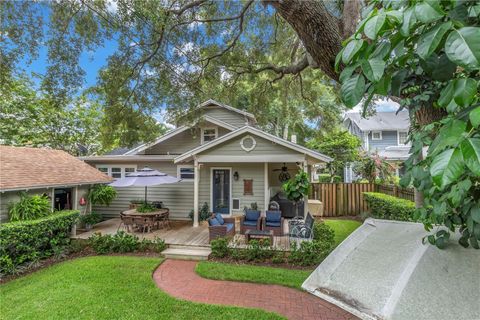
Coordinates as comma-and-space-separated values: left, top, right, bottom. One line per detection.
168, 243, 211, 250
161, 247, 211, 261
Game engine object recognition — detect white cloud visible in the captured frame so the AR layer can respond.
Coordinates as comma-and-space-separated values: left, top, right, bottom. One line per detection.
106, 0, 118, 13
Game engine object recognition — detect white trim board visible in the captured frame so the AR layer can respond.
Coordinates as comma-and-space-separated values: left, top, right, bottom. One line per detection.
196, 154, 305, 163
174, 126, 332, 163
210, 167, 233, 216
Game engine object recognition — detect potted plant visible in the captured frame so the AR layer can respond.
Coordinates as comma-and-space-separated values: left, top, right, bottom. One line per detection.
80, 212, 102, 231
189, 202, 211, 225
88, 184, 117, 206
282, 170, 310, 218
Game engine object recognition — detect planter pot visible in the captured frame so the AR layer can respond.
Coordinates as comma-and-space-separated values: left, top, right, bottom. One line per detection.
200, 220, 209, 227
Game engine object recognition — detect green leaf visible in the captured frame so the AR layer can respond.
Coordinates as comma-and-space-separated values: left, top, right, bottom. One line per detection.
334, 50, 343, 72
414, 1, 445, 24
370, 42, 391, 60
391, 70, 407, 96
364, 13, 386, 40
375, 74, 391, 96
417, 22, 452, 59
453, 78, 477, 107
339, 63, 359, 83
386, 10, 403, 24
361, 59, 386, 82
438, 81, 454, 108
471, 206, 480, 223
461, 138, 480, 176
445, 27, 480, 70
341, 74, 366, 108
430, 148, 464, 188
342, 40, 364, 64
470, 107, 480, 128
429, 120, 467, 155
401, 7, 416, 37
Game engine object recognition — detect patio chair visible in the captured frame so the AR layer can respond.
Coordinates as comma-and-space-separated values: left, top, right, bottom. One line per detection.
289, 212, 315, 240
208, 213, 236, 242
133, 216, 155, 234
262, 210, 284, 236
155, 209, 171, 229
240, 210, 261, 234
118, 212, 135, 232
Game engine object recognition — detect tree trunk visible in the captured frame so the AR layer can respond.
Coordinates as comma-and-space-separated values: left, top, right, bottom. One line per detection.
265, 0, 343, 80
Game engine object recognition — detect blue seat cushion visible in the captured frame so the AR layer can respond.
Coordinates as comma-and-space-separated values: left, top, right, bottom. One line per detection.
209, 218, 221, 226
266, 221, 281, 227
215, 213, 225, 225
245, 210, 260, 221
242, 220, 257, 226
225, 223, 234, 232
266, 211, 282, 222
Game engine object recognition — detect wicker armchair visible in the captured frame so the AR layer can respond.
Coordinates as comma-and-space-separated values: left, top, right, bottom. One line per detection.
240, 210, 262, 234
208, 215, 236, 242
262, 210, 284, 236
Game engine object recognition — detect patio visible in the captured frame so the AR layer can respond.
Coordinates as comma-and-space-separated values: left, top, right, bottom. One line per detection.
73, 217, 293, 251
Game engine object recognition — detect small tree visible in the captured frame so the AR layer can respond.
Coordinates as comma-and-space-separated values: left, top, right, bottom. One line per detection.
353, 151, 396, 184
308, 130, 361, 182
282, 170, 310, 218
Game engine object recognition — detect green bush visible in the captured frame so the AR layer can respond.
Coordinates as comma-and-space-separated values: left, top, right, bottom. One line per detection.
313, 222, 335, 247
244, 239, 273, 261
80, 212, 102, 226
8, 192, 52, 221
188, 202, 211, 222
210, 238, 230, 258
363, 192, 416, 222
88, 184, 117, 206
0, 210, 79, 275
137, 202, 156, 213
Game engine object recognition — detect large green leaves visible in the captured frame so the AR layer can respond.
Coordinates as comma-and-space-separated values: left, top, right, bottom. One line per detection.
361, 59, 385, 82
341, 74, 365, 108
415, 1, 445, 23
461, 138, 480, 176
470, 107, 480, 128
342, 40, 365, 64
429, 119, 467, 155
445, 27, 480, 70
453, 79, 478, 107
364, 13, 386, 40
417, 22, 452, 59
430, 148, 464, 188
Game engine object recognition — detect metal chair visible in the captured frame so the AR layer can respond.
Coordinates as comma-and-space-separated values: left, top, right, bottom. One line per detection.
289, 212, 314, 240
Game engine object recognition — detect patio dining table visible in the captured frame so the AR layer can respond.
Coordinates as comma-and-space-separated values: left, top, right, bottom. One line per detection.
120, 208, 170, 233
122, 208, 169, 216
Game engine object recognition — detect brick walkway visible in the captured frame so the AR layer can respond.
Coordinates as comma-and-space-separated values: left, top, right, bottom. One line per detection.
153, 260, 357, 320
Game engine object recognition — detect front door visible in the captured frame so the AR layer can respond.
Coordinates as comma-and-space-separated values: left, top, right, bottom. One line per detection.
212, 169, 230, 214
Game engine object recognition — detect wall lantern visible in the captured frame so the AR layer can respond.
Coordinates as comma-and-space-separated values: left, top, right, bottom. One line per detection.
233, 171, 239, 181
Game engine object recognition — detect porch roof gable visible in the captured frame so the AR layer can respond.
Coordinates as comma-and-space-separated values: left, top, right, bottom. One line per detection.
174, 126, 333, 163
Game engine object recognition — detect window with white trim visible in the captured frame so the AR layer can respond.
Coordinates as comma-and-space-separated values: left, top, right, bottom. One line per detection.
201, 127, 218, 144
372, 131, 382, 140
177, 165, 195, 180
398, 131, 408, 145
96, 165, 137, 179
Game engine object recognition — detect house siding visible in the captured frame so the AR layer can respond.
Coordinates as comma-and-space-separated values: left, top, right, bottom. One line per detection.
144, 126, 230, 155
199, 133, 300, 157
368, 130, 398, 151
198, 163, 265, 214
202, 107, 251, 128
91, 161, 194, 220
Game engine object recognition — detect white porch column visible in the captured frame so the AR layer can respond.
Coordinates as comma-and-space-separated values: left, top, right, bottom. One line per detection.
303, 160, 308, 218
264, 162, 269, 214
193, 159, 200, 227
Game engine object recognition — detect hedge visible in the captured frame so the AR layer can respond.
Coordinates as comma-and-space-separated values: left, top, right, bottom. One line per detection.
363, 192, 416, 222
0, 210, 79, 275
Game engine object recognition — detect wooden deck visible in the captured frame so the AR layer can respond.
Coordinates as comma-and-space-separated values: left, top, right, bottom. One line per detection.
73, 218, 293, 251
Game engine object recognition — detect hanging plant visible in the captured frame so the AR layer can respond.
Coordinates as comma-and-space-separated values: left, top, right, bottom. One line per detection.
88, 184, 117, 206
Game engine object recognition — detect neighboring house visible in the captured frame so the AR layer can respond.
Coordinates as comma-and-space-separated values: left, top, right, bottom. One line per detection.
343, 110, 411, 182
0, 145, 112, 222
81, 99, 332, 225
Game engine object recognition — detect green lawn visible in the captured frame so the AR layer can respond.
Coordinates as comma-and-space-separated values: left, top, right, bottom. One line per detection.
324, 219, 362, 246
196, 261, 312, 290
0, 256, 283, 320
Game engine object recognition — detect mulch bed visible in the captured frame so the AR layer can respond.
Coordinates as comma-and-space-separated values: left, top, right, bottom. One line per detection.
207, 256, 314, 270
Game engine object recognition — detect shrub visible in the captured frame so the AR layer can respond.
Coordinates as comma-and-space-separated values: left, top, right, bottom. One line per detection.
313, 222, 335, 247
0, 210, 79, 275
271, 252, 285, 264
88, 184, 117, 206
88, 231, 139, 254
288, 240, 332, 266
210, 238, 230, 258
244, 239, 272, 261
363, 192, 416, 222
80, 212, 102, 226
8, 192, 51, 222
188, 202, 211, 222
88, 233, 115, 254
317, 174, 341, 183
137, 202, 156, 213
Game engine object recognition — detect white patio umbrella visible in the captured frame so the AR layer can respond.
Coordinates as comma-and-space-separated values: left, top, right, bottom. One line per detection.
109, 166, 181, 203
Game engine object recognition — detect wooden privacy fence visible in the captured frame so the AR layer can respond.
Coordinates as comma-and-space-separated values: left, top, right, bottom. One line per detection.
309, 183, 415, 216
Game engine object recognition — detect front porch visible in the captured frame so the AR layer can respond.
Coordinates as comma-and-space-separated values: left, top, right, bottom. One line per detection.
73, 217, 294, 251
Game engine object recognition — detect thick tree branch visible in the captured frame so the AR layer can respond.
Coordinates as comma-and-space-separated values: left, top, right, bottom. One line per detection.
169, 0, 208, 16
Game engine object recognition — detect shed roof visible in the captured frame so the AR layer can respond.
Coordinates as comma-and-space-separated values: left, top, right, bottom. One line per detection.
0, 145, 112, 191
302, 219, 480, 320
345, 111, 410, 131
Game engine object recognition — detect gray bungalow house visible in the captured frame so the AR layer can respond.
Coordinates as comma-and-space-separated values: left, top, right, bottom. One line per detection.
343, 110, 411, 182
82, 100, 332, 226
